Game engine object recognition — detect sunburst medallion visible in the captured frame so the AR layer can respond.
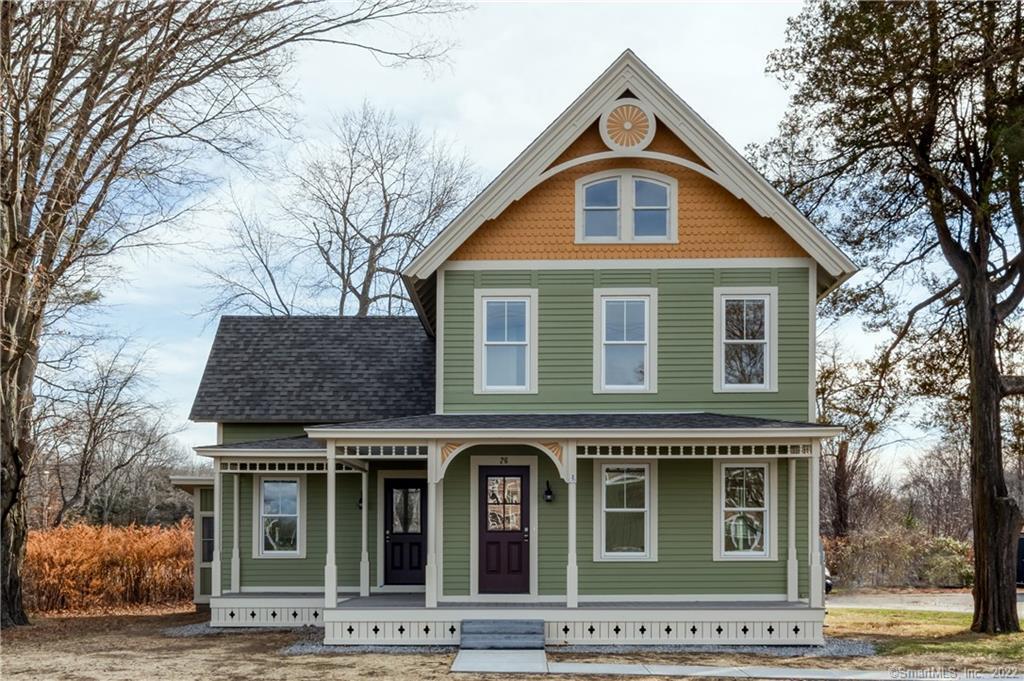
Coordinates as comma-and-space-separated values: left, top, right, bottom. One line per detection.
600, 99, 655, 151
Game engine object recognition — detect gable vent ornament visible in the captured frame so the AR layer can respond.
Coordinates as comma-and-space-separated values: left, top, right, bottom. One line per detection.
600, 98, 655, 152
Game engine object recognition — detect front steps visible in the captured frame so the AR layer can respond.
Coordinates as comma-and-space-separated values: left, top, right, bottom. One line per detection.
459, 619, 545, 649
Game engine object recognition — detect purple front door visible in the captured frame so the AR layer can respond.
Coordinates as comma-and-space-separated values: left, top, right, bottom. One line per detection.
384, 479, 427, 585
478, 466, 530, 594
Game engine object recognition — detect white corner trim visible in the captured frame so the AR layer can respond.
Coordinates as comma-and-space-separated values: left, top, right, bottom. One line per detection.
808, 266, 817, 422
712, 286, 779, 393
436, 269, 446, 414
472, 288, 539, 395
375, 470, 428, 589
574, 169, 678, 244
251, 474, 307, 560
593, 288, 658, 394
712, 461, 778, 562
469, 454, 539, 598
592, 460, 659, 562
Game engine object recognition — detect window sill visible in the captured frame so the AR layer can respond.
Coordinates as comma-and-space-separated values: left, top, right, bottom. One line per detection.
474, 387, 538, 395
713, 384, 777, 394
595, 554, 658, 562
252, 552, 306, 560
593, 386, 657, 394
713, 553, 775, 562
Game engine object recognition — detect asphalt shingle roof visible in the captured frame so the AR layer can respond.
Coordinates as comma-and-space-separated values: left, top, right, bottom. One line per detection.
200, 436, 324, 450
310, 412, 821, 431
189, 316, 434, 423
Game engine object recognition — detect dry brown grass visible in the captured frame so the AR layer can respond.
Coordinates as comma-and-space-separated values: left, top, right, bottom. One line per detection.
24, 521, 193, 613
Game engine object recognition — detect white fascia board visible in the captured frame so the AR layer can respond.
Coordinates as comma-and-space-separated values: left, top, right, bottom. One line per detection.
303, 426, 844, 440
403, 49, 857, 284
170, 475, 215, 493
193, 447, 326, 459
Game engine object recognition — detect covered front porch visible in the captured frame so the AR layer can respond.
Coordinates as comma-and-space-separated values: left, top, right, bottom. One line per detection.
200, 412, 837, 646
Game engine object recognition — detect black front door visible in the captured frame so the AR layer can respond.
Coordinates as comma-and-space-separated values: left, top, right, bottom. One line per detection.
478, 466, 530, 594
384, 478, 427, 585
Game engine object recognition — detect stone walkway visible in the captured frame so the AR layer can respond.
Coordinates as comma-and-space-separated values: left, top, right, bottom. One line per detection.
450, 649, 1016, 679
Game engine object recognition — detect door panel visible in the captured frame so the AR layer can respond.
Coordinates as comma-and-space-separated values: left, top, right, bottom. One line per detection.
478, 465, 530, 594
384, 479, 427, 585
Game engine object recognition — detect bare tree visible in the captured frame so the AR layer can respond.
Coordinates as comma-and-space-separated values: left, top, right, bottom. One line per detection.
755, 1, 1024, 632
202, 103, 476, 317
1, 0, 463, 627
31, 342, 178, 527
816, 339, 906, 538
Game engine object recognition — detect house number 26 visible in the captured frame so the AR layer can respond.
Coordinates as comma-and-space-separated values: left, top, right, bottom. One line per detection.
499, 456, 509, 464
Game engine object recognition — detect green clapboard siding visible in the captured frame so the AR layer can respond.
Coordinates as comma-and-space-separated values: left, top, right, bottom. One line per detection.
199, 488, 214, 513
220, 423, 309, 445
577, 459, 807, 596
199, 566, 212, 596
439, 445, 566, 596
442, 267, 811, 421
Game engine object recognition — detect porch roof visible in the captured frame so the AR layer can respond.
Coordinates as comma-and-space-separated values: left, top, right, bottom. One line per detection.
306, 412, 842, 440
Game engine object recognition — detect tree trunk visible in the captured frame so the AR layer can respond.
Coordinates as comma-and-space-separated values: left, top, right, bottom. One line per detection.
832, 440, 851, 538
1, 345, 37, 627
963, 274, 1023, 634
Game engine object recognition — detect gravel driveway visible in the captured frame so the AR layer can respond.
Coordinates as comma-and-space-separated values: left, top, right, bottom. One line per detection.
827, 589, 1024, 613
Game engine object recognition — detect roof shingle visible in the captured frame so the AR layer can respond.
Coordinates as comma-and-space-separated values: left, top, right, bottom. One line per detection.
189, 316, 434, 423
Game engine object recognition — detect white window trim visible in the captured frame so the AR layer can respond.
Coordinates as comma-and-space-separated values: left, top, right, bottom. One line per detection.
593, 461, 658, 562
593, 288, 658, 394
252, 475, 307, 559
473, 288, 539, 395
575, 169, 678, 244
712, 286, 779, 393
713, 461, 779, 561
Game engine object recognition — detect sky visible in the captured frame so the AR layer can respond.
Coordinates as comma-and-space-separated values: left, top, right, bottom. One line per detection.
97, 2, 917, 476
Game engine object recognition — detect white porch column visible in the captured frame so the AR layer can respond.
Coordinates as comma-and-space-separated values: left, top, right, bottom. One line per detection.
211, 460, 222, 597
566, 440, 578, 608
425, 440, 439, 608
786, 457, 798, 601
231, 474, 240, 593
359, 469, 370, 597
809, 442, 824, 607
324, 440, 337, 609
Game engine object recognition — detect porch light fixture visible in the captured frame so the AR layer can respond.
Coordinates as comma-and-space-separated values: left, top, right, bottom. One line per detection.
544, 481, 554, 503
357, 496, 362, 511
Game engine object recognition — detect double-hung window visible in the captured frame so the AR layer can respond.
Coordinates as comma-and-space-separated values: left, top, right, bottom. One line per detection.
713, 287, 777, 392
596, 463, 657, 561
594, 289, 657, 393
257, 478, 302, 557
720, 465, 768, 557
475, 289, 538, 394
577, 170, 676, 243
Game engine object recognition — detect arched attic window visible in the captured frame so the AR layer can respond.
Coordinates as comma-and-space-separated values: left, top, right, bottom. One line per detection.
574, 170, 677, 244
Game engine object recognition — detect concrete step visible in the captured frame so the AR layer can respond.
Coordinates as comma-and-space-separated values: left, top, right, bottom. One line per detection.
459, 634, 545, 650
461, 619, 544, 636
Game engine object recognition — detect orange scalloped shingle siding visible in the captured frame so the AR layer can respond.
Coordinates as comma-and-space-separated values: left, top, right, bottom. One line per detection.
451, 120, 808, 262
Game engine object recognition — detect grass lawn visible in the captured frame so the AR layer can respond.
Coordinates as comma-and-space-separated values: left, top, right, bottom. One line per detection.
2, 605, 1021, 679
826, 607, 1024, 663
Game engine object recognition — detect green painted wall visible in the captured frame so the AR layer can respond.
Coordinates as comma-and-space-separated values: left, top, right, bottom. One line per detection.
220, 423, 309, 445
215, 457, 812, 597
199, 488, 214, 513
440, 445, 567, 597
576, 458, 807, 596
442, 267, 811, 421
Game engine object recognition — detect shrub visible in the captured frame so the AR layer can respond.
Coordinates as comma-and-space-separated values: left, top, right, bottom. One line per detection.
23, 520, 193, 613
823, 530, 974, 588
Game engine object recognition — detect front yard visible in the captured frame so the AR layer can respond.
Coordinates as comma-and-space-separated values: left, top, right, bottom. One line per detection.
2, 605, 1021, 680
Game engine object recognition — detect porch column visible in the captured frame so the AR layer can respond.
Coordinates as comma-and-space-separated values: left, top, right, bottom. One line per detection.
566, 440, 578, 608
231, 474, 240, 593
786, 457, 798, 601
425, 440, 439, 608
359, 469, 370, 597
324, 441, 337, 610
211, 459, 222, 597
809, 443, 824, 607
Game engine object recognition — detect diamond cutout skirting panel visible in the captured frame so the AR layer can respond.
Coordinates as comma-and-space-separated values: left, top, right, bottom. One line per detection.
324, 621, 461, 645
211, 606, 323, 627
544, 620, 822, 645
